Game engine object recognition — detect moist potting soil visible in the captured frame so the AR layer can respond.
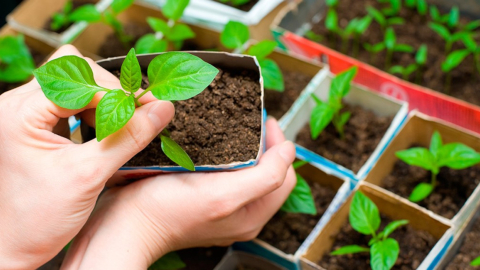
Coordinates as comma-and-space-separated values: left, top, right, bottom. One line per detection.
177, 247, 228, 270
445, 217, 480, 270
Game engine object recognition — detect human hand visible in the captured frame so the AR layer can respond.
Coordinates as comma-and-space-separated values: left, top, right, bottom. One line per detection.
0, 45, 175, 269
61, 118, 296, 270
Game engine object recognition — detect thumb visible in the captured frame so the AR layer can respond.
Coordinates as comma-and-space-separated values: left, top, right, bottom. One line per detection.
74, 100, 175, 182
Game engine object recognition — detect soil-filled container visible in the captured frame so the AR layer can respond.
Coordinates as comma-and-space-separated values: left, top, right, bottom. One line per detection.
90, 52, 264, 186
301, 182, 453, 270
363, 112, 480, 226
6, 0, 111, 46
214, 251, 287, 270
283, 72, 408, 181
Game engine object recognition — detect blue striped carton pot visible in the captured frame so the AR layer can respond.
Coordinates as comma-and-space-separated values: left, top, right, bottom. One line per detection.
93, 52, 265, 187
233, 157, 355, 270
282, 71, 409, 182
300, 182, 454, 270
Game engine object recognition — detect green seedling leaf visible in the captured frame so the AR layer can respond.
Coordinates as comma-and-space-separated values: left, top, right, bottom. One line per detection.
381, 220, 408, 239
415, 44, 428, 65
386, 17, 405, 26
310, 103, 334, 139
149, 252, 186, 270
394, 44, 414, 53
68, 4, 101, 22
409, 183, 434, 202
162, 0, 189, 20
442, 49, 470, 72
385, 28, 396, 50
95, 89, 135, 141
247, 40, 277, 60
331, 245, 370, 255
147, 52, 219, 101
464, 20, 480, 31
168, 24, 195, 41
221, 21, 249, 49
135, 34, 168, 54
147, 17, 170, 34
429, 131, 442, 157
338, 111, 351, 127
281, 174, 317, 215
120, 48, 142, 94
110, 0, 134, 14
430, 6, 441, 22
405, 0, 416, 8
33, 55, 107, 109
364, 43, 386, 53
311, 93, 323, 105
396, 147, 436, 172
64, 0, 73, 14
293, 160, 309, 169
326, 0, 338, 7
325, 9, 339, 31
330, 66, 358, 99
367, 7, 386, 26
259, 58, 284, 91
448, 7, 459, 28
0, 55, 35, 83
305, 30, 323, 42
437, 143, 480, 169
389, 65, 404, 75
349, 192, 380, 235
0, 35, 31, 62
471, 256, 480, 266
371, 238, 400, 270
462, 35, 478, 52
356, 16, 373, 33
160, 134, 195, 171
417, 0, 427, 15
429, 22, 450, 40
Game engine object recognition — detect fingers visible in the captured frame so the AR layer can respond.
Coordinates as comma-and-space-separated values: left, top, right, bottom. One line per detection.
265, 118, 286, 149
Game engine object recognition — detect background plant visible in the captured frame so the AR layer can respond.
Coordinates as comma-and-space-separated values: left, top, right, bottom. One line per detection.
218, 0, 250, 6
149, 252, 185, 270
331, 191, 408, 270
310, 66, 357, 140
220, 21, 284, 91
281, 160, 317, 215
389, 44, 427, 82
135, 0, 194, 54
367, 27, 413, 69
379, 0, 401, 17
34, 49, 219, 171
0, 35, 35, 84
50, 0, 102, 31
404, 0, 428, 15
325, 12, 372, 55
367, 6, 404, 32
396, 131, 480, 202
472, 256, 480, 267
429, 21, 469, 56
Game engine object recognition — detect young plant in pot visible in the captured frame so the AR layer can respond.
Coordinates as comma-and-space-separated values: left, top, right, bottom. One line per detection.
49, 0, 102, 33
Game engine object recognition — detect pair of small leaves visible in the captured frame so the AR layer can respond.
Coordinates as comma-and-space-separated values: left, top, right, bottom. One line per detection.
405, 0, 427, 15
149, 252, 186, 270
163, 0, 190, 20
0, 35, 35, 83
366, 7, 404, 28
430, 5, 459, 28
384, 28, 414, 53
429, 22, 469, 45
389, 64, 417, 78
381, 0, 401, 16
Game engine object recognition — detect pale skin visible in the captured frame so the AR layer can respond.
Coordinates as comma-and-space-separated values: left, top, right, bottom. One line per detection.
0, 45, 296, 269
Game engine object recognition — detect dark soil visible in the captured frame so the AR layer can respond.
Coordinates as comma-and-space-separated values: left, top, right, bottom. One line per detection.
236, 265, 263, 270
308, 0, 480, 106
177, 247, 228, 270
383, 146, 480, 219
213, 0, 259, 12
257, 179, 338, 254
264, 69, 313, 120
121, 67, 262, 167
44, 0, 98, 33
446, 217, 480, 270
319, 215, 437, 270
295, 104, 393, 173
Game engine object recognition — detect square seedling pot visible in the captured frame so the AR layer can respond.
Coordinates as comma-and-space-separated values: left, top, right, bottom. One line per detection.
233, 158, 354, 270
363, 111, 480, 227
214, 250, 287, 270
70, 1, 229, 59
92, 52, 265, 187
282, 72, 408, 181
6, 0, 111, 46
271, 0, 480, 136
301, 182, 454, 270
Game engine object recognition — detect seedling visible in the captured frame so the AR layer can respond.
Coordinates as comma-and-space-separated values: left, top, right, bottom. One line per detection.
219, 0, 250, 6
135, 0, 194, 54
390, 44, 427, 82
50, 0, 102, 31
442, 49, 470, 94
367, 27, 414, 69
33, 49, 219, 171
0, 35, 35, 84
220, 21, 284, 91
367, 6, 404, 32
149, 252, 185, 270
462, 35, 480, 75
310, 66, 358, 140
405, 0, 428, 15
281, 160, 317, 215
325, 12, 372, 55
396, 131, 480, 202
331, 191, 408, 270
430, 6, 460, 29
305, 30, 323, 43
381, 0, 401, 17
429, 22, 469, 55
472, 256, 480, 267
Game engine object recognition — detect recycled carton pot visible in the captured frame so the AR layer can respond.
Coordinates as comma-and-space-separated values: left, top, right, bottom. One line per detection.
363, 111, 480, 227
301, 182, 454, 270
282, 71, 408, 181
6, 0, 111, 46
214, 251, 287, 270
271, 0, 480, 136
85, 52, 265, 187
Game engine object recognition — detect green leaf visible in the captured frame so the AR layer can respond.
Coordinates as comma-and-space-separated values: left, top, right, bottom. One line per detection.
371, 239, 400, 270
429, 22, 451, 40
220, 21, 249, 49
160, 135, 195, 171
330, 66, 358, 99
33, 56, 107, 109
232, 0, 250, 5
462, 35, 478, 52
471, 256, 480, 266
149, 252, 186, 270
451, 32, 469, 43
409, 183, 434, 202
147, 52, 218, 101
281, 174, 317, 215
447, 7, 459, 28
311, 93, 323, 105
429, 131, 443, 158
389, 65, 404, 75
110, 0, 134, 14
395, 147, 436, 172
404, 64, 417, 75
417, 0, 427, 15
64, 0, 73, 14
259, 58, 284, 92
385, 28, 396, 50
367, 7, 386, 26
415, 44, 428, 65
330, 245, 370, 255
168, 23, 195, 41
68, 4, 101, 23
0, 35, 31, 62
95, 89, 135, 141
247, 40, 277, 60
356, 16, 372, 33
437, 143, 480, 169
0, 55, 35, 83
393, 44, 414, 53
325, 9, 339, 31
146, 17, 170, 34
338, 111, 351, 127
51, 13, 68, 31
405, 0, 416, 8
382, 220, 408, 239
386, 17, 405, 26
430, 6, 440, 21
326, 0, 338, 7
293, 160, 309, 169
310, 103, 335, 139
163, 0, 189, 20
464, 20, 480, 31
135, 34, 168, 54
349, 192, 381, 236
120, 48, 142, 94
442, 49, 470, 73
364, 43, 386, 53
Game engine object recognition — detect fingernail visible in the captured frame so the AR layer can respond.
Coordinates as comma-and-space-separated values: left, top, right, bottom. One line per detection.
147, 102, 164, 131
278, 141, 295, 164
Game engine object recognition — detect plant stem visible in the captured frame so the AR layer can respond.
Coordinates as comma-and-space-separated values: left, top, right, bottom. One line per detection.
353, 36, 360, 57
341, 36, 349, 54
385, 49, 393, 70
333, 116, 346, 140
431, 172, 437, 188
445, 41, 452, 56
445, 72, 452, 94
135, 89, 151, 104
415, 65, 423, 84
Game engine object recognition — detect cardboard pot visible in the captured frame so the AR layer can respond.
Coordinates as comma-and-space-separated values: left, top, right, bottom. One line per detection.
89, 52, 265, 186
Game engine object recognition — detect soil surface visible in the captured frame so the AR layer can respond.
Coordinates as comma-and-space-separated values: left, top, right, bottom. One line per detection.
308, 0, 480, 106
121, 67, 262, 167
44, 0, 98, 33
257, 179, 338, 254
319, 215, 437, 270
264, 69, 313, 120
446, 217, 480, 270
295, 104, 393, 173
213, 0, 259, 12
177, 247, 228, 270
383, 146, 480, 219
